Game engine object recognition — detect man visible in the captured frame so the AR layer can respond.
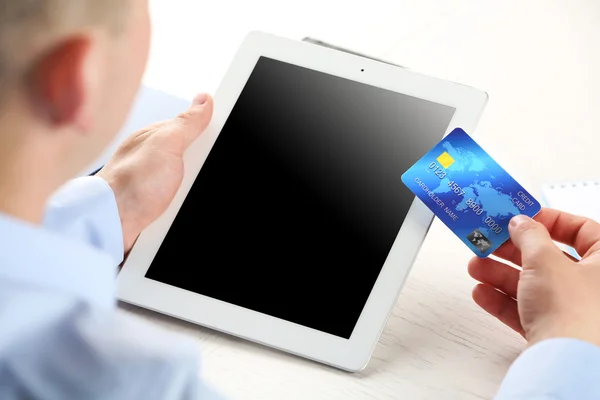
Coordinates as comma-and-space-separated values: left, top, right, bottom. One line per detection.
0, 1, 219, 398
0, 0, 599, 399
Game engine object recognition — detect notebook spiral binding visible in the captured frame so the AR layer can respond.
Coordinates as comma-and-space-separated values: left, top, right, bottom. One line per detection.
546, 180, 600, 189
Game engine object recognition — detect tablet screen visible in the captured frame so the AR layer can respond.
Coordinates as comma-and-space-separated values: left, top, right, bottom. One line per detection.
145, 57, 456, 339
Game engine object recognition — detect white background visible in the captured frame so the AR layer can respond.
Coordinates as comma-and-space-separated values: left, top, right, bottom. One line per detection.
117, 1, 600, 398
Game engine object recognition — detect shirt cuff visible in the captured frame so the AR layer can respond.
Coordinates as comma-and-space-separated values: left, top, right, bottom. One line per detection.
495, 338, 600, 400
44, 176, 124, 266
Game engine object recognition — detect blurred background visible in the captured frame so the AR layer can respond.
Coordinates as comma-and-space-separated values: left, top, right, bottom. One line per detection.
144, 0, 599, 186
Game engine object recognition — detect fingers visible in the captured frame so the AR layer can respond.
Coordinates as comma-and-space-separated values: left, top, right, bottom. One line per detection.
169, 93, 214, 149
472, 284, 525, 337
495, 208, 600, 265
508, 215, 566, 270
140, 119, 170, 132
562, 249, 581, 262
534, 208, 600, 259
468, 257, 520, 299
492, 240, 522, 266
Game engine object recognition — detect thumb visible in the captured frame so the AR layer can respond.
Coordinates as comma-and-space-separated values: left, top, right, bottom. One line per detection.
170, 93, 214, 149
509, 215, 564, 269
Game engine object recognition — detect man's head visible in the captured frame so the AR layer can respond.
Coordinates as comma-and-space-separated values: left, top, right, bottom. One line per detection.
0, 0, 150, 221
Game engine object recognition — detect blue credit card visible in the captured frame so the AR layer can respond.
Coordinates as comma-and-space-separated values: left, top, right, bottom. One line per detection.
401, 128, 541, 258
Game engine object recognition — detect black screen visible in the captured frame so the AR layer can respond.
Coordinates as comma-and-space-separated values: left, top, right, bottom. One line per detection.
145, 57, 455, 339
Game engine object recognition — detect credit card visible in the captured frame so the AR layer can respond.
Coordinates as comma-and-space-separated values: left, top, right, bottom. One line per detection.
401, 128, 541, 258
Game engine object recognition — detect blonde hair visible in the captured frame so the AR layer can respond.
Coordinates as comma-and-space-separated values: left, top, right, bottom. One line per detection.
0, 0, 127, 91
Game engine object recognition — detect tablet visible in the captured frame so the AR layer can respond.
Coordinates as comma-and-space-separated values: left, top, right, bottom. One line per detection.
117, 31, 488, 372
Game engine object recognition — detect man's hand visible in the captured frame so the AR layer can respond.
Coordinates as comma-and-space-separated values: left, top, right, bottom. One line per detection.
97, 93, 213, 254
468, 208, 600, 347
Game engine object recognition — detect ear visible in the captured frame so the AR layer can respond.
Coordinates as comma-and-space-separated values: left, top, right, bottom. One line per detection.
26, 36, 97, 132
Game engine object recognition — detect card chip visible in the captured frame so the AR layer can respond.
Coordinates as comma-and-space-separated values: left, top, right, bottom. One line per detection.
401, 128, 542, 258
437, 152, 455, 169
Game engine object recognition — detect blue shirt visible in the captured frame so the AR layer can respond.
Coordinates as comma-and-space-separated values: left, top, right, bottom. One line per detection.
0, 176, 598, 399
0, 177, 223, 400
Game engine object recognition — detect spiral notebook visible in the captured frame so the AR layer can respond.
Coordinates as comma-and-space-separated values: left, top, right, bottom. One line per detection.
541, 180, 600, 258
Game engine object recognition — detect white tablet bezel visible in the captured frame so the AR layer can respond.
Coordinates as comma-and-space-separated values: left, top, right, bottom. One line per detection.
117, 31, 488, 372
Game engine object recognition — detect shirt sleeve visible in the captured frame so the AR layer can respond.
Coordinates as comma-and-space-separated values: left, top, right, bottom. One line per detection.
1, 287, 226, 400
495, 338, 600, 399
44, 176, 124, 265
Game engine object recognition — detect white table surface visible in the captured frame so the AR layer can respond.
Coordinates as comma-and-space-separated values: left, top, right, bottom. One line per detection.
120, 1, 600, 398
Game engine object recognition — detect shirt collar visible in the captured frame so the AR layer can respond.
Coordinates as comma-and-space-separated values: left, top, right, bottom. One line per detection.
0, 212, 116, 309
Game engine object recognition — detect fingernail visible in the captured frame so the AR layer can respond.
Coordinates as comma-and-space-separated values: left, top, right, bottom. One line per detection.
193, 93, 208, 105
510, 215, 530, 227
